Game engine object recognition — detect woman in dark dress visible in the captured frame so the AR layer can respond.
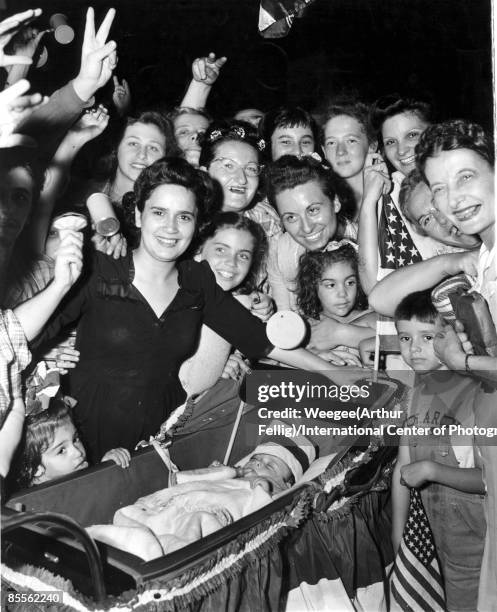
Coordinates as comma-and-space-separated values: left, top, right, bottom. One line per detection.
37, 158, 346, 462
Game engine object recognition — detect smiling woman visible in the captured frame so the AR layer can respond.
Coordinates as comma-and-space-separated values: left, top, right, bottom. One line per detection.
265, 155, 356, 311
35, 157, 351, 462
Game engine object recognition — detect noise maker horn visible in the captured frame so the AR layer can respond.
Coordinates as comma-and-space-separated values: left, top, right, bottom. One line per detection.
266, 310, 306, 349
86, 193, 120, 237
52, 213, 88, 279
49, 14, 75, 45
52, 212, 88, 233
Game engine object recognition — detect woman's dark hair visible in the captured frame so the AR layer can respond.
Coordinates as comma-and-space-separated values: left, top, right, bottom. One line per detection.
320, 101, 375, 144
369, 94, 435, 150
196, 212, 268, 294
264, 154, 356, 226
123, 157, 218, 241
416, 119, 494, 176
296, 244, 366, 319
394, 289, 440, 325
10, 399, 72, 490
100, 111, 180, 180
258, 106, 319, 161
199, 120, 264, 169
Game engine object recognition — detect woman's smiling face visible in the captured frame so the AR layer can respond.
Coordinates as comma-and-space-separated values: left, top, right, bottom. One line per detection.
382, 111, 429, 176
199, 227, 255, 291
136, 184, 197, 262
117, 122, 166, 183
207, 140, 260, 213
424, 148, 495, 247
275, 179, 340, 251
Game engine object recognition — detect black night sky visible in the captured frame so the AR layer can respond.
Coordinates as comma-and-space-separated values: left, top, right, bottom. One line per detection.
7, 0, 494, 129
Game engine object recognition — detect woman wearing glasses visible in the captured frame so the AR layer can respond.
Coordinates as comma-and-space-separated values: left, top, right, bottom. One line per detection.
199, 121, 282, 242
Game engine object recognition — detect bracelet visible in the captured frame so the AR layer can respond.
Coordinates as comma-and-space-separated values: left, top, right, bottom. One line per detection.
465, 353, 473, 372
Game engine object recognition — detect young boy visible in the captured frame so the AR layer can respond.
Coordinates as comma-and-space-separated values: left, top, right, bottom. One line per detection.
392, 290, 485, 612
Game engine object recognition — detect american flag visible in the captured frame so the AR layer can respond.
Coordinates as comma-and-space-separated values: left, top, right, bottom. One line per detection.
378, 194, 423, 271
391, 488, 446, 612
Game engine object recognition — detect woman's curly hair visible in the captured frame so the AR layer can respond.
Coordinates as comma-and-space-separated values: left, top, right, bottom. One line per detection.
196, 212, 268, 294
296, 244, 367, 319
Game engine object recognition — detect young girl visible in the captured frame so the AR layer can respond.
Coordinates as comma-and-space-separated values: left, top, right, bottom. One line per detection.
296, 242, 376, 358
11, 399, 130, 490
179, 212, 270, 394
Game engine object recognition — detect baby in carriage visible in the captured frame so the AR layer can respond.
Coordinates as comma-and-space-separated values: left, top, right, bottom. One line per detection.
88, 423, 316, 560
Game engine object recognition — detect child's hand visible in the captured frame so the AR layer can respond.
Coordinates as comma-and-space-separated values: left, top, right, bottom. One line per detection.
400, 460, 435, 488
101, 447, 131, 468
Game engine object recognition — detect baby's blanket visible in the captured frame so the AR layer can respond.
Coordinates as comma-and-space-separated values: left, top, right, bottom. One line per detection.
112, 479, 273, 555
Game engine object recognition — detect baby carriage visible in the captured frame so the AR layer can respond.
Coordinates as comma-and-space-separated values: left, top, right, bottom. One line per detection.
2, 372, 401, 611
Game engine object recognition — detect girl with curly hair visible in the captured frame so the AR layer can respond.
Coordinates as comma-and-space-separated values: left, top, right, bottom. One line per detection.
296, 242, 376, 359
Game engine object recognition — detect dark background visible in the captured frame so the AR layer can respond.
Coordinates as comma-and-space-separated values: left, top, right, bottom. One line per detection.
5, 0, 493, 129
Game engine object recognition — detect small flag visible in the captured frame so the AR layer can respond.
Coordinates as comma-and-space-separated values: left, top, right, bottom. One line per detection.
378, 194, 422, 273
258, 0, 317, 38
391, 487, 446, 611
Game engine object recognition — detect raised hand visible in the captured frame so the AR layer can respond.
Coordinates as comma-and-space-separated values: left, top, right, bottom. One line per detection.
192, 52, 227, 86
0, 79, 45, 147
363, 154, 392, 202
73, 7, 117, 103
70, 104, 110, 144
52, 229, 84, 292
0, 8, 42, 67
112, 76, 131, 116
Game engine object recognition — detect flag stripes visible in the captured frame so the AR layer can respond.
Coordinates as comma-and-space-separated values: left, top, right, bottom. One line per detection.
391, 488, 446, 611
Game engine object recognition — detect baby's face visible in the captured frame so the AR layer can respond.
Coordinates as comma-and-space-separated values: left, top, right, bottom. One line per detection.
241, 453, 293, 493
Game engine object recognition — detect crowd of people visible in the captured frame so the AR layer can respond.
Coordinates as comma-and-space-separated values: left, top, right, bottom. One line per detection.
0, 6, 496, 611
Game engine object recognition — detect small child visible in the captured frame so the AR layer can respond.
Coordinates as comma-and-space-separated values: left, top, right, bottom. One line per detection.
392, 290, 485, 611
11, 398, 130, 490
296, 242, 376, 359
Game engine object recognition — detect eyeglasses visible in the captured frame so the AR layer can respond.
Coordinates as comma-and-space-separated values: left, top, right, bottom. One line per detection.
212, 157, 262, 177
